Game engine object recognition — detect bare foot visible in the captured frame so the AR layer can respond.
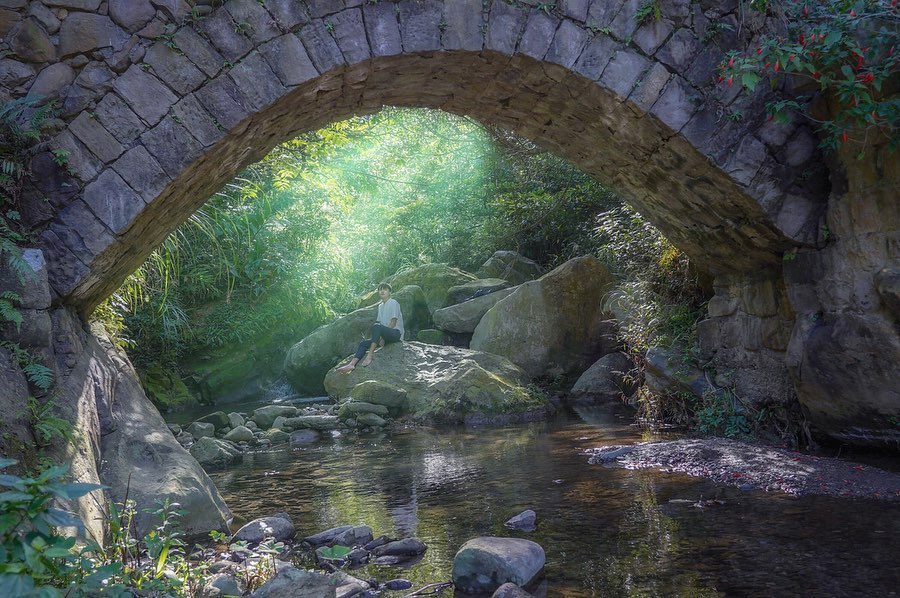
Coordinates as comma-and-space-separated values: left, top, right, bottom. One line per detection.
336, 364, 355, 374
360, 355, 373, 367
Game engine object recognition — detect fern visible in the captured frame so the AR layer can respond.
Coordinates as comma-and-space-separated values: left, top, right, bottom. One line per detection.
23, 362, 54, 390
26, 395, 72, 445
0, 289, 23, 330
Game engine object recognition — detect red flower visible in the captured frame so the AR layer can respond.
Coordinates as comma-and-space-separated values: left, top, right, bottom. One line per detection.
727, 76, 733, 86
728, 56, 734, 67
841, 132, 849, 142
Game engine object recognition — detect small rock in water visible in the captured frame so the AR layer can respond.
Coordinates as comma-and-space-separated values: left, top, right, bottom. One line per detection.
372, 538, 427, 557
303, 525, 354, 547
385, 578, 413, 590
492, 582, 534, 597
363, 534, 392, 551
372, 555, 404, 566
504, 509, 537, 532
233, 516, 295, 543
348, 547, 369, 565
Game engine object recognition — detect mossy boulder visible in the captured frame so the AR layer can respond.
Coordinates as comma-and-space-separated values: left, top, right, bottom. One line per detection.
446, 278, 511, 306
415, 329, 444, 345
471, 256, 618, 379
139, 365, 196, 412
190, 437, 242, 470
324, 342, 549, 425
349, 380, 408, 414
285, 285, 429, 395
358, 264, 477, 313
337, 401, 389, 419
433, 287, 516, 334
475, 251, 544, 285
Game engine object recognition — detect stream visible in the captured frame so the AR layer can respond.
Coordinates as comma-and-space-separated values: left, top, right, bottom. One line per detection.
200, 406, 900, 596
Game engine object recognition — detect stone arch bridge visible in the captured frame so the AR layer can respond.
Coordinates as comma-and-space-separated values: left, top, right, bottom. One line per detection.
2, 0, 897, 451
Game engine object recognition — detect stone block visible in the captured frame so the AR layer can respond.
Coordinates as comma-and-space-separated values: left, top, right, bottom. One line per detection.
50, 199, 116, 264
266, 0, 310, 30
69, 113, 124, 164
29, 152, 77, 208
27, 63, 75, 99
112, 65, 177, 126
82, 170, 144, 234
684, 44, 724, 87
93, 92, 145, 145
28, 3, 59, 34
307, 0, 343, 18
58, 13, 125, 57
655, 27, 701, 70
226, 0, 280, 44
0, 248, 49, 310
171, 94, 222, 147
228, 51, 285, 112
518, 10, 558, 60
545, 21, 588, 69
298, 20, 344, 72
398, 0, 442, 53
260, 34, 318, 87
108, 0, 155, 33
586, 0, 626, 29
599, 48, 650, 100
0, 9, 20, 39
0, 59, 34, 87
51, 131, 101, 182
628, 61, 670, 112
43, 0, 101, 8
572, 35, 618, 81
330, 8, 370, 63
173, 25, 223, 78
140, 116, 203, 179
560, 0, 590, 21
443, 0, 483, 51
784, 129, 816, 167
197, 6, 253, 62
607, 0, 641, 40
363, 2, 402, 56
39, 229, 90, 298
633, 17, 673, 55
724, 135, 766, 186
12, 18, 55, 63
649, 75, 697, 132
111, 145, 170, 203
144, 42, 206, 95
486, 1, 527, 55
195, 75, 249, 131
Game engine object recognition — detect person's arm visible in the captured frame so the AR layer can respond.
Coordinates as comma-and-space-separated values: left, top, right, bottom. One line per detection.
388, 317, 398, 329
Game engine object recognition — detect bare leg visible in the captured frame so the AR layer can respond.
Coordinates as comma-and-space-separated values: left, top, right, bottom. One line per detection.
360, 343, 377, 366
336, 358, 359, 373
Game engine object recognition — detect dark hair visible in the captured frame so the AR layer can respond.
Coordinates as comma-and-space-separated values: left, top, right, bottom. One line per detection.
377, 283, 392, 292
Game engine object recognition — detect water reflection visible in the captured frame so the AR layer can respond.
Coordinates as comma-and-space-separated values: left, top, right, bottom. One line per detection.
209, 411, 900, 596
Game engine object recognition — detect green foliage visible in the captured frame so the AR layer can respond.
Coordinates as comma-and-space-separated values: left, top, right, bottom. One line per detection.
635, 0, 661, 25
26, 396, 71, 447
694, 389, 752, 438
720, 0, 899, 153
0, 460, 105, 597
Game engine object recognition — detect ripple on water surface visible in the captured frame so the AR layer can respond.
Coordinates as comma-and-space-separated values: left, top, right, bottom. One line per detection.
207, 408, 900, 596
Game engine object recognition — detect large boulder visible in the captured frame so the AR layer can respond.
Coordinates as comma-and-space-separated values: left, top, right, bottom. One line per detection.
190, 437, 242, 470
349, 380, 408, 414
363, 264, 477, 313
644, 346, 714, 399
451, 537, 545, 594
446, 278, 511, 306
434, 287, 516, 334
570, 352, 637, 405
323, 342, 548, 425
285, 285, 429, 395
475, 251, 544, 285
471, 256, 618, 378
250, 565, 335, 598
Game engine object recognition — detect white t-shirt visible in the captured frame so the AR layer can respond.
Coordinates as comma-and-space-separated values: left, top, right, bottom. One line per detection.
377, 298, 404, 340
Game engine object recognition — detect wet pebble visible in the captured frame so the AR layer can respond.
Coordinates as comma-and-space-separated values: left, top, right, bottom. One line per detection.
385, 578, 413, 590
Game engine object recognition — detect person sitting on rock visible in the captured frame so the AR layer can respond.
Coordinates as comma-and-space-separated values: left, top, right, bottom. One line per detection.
337, 282, 404, 373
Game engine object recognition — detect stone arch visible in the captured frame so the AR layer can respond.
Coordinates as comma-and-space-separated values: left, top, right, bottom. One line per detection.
7, 1, 896, 446
30, 0, 827, 312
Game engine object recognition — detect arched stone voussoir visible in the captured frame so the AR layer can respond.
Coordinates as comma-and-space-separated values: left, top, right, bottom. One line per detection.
26, 0, 826, 313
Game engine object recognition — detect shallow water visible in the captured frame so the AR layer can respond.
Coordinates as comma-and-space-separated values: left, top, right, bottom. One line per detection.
207, 407, 900, 596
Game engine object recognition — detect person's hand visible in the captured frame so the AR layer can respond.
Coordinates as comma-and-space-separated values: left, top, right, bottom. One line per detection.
379, 339, 385, 347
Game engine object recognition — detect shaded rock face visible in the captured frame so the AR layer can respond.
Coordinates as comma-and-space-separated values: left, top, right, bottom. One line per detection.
284, 285, 429, 395
250, 565, 336, 598
570, 352, 636, 405
383, 264, 477, 313
475, 251, 544, 286
446, 278, 511, 306
452, 536, 545, 593
471, 256, 618, 379
0, 250, 230, 542
434, 287, 516, 334
323, 342, 548, 425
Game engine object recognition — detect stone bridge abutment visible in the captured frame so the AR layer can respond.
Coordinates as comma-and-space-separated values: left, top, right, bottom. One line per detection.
2, 0, 897, 448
